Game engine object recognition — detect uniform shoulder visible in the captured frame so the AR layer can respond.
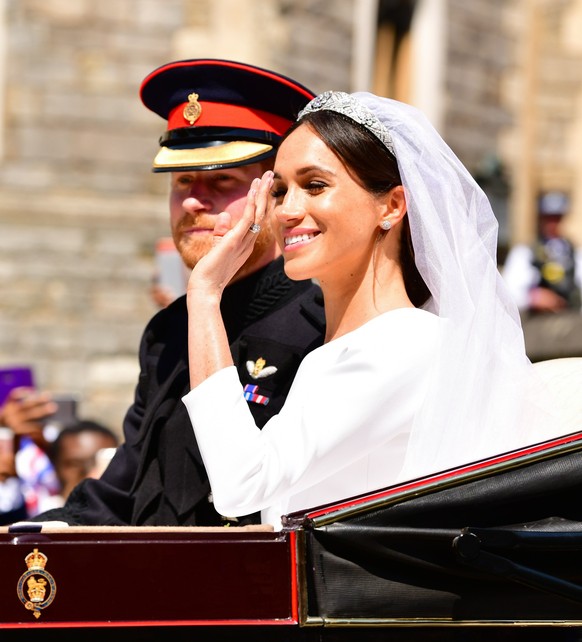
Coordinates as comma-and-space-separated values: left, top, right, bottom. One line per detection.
143, 295, 188, 338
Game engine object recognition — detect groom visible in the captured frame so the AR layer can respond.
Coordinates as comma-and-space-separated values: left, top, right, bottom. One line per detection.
32, 59, 324, 526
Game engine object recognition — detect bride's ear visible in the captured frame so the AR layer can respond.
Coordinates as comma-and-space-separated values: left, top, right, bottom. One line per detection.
378, 185, 407, 229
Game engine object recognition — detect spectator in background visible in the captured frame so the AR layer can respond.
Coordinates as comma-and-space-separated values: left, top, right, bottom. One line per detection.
0, 392, 118, 522
503, 191, 582, 314
0, 387, 57, 450
150, 277, 179, 309
150, 237, 188, 309
0, 388, 60, 523
0, 426, 26, 525
50, 421, 118, 502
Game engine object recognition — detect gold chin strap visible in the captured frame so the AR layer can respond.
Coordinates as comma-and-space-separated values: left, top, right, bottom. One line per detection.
152, 141, 273, 169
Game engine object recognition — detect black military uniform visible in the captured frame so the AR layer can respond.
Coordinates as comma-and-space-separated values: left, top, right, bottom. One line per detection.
37, 257, 324, 525
30, 59, 324, 526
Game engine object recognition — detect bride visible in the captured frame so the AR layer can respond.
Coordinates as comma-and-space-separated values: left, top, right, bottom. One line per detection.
182, 91, 561, 528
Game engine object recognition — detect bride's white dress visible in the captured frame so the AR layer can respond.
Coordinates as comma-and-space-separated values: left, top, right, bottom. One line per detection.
183, 308, 440, 528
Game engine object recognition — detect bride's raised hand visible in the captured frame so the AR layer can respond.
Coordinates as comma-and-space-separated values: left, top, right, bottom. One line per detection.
187, 170, 274, 297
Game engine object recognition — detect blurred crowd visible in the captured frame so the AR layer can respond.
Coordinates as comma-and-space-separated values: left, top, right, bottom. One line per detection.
503, 191, 582, 315
0, 385, 118, 525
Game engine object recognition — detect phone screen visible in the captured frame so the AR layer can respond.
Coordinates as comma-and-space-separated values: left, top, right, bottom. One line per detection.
47, 395, 78, 427
0, 367, 35, 406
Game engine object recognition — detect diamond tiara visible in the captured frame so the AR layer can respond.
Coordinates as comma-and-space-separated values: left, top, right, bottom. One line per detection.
298, 91, 395, 156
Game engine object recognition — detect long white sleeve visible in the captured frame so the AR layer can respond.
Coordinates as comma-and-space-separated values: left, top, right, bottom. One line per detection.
183, 308, 440, 526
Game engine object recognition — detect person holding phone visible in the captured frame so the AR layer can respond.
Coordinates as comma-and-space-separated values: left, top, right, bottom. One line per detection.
0, 388, 61, 523
29, 59, 325, 527
0, 388, 58, 448
0, 426, 26, 525
49, 420, 119, 504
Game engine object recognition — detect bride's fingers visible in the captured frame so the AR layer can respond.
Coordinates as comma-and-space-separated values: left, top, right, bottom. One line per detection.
238, 177, 261, 232
213, 212, 232, 241
253, 171, 274, 230
241, 170, 273, 238
224, 171, 273, 243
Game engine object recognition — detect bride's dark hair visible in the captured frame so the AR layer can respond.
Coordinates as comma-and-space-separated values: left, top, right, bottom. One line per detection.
284, 111, 431, 308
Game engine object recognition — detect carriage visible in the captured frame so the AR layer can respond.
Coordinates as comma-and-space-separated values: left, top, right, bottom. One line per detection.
2, 359, 581, 642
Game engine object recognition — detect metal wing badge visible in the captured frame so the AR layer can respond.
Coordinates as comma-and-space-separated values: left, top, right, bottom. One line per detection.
246, 358, 278, 380
244, 358, 277, 406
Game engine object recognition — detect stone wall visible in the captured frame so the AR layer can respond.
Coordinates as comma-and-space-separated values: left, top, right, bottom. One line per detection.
443, 0, 514, 173
501, 0, 582, 246
1, 0, 580, 435
0, 0, 354, 434
444, 0, 582, 359
271, 0, 354, 93
0, 0, 180, 196
0, 0, 183, 432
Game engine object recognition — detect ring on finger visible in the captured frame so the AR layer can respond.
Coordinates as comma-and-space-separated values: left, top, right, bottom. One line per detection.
249, 223, 261, 234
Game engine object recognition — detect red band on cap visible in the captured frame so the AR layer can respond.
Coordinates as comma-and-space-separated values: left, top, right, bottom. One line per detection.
168, 101, 293, 135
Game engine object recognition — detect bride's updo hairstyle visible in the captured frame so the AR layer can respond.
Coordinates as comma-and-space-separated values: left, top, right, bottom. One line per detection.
284, 110, 430, 308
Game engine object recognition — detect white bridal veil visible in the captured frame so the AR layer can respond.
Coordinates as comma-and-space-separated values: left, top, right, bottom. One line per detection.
300, 91, 562, 479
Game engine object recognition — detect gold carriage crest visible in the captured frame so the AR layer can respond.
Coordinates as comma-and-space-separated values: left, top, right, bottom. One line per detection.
17, 548, 57, 619
183, 92, 202, 125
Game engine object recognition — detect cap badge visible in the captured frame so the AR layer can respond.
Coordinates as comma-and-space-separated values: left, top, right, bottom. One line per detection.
246, 357, 278, 380
183, 93, 202, 125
